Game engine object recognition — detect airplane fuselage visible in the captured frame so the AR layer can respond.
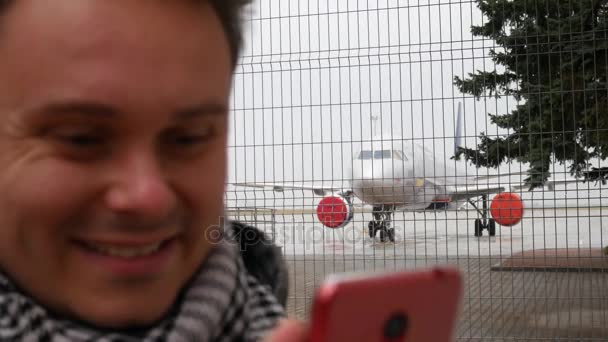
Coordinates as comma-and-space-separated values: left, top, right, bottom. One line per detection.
349, 136, 467, 210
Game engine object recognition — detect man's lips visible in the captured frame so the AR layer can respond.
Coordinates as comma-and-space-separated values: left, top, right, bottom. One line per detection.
72, 235, 180, 276
72, 234, 179, 259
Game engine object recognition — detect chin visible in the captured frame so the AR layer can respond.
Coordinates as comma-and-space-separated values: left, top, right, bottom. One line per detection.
67, 288, 180, 329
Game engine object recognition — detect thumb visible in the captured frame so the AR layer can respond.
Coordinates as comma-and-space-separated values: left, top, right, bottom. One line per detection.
265, 320, 308, 342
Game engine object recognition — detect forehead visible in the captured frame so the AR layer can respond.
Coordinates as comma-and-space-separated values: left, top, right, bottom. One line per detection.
0, 0, 231, 113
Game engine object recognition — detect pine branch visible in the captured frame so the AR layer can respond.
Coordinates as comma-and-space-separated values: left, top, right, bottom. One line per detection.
582, 167, 608, 185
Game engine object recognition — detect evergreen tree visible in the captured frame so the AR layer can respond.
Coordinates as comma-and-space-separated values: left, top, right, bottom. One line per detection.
454, 0, 608, 188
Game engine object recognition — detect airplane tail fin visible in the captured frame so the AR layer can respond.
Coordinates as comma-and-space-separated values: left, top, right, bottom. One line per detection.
454, 102, 463, 155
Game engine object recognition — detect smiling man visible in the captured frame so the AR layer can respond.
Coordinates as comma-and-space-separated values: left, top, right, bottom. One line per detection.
0, 0, 293, 341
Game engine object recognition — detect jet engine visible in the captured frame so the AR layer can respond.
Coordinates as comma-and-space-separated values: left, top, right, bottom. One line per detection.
316, 195, 355, 229
490, 192, 524, 226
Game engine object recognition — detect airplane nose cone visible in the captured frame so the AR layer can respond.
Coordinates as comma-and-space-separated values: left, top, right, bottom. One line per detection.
352, 167, 419, 206
350, 157, 419, 206
353, 162, 387, 188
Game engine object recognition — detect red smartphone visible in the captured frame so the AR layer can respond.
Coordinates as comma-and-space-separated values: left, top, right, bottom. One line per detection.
308, 267, 462, 342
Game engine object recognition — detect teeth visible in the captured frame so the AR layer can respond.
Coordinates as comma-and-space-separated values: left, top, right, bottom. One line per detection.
84, 242, 163, 258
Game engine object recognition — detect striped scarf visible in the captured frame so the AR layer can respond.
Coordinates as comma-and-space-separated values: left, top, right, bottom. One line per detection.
0, 233, 285, 342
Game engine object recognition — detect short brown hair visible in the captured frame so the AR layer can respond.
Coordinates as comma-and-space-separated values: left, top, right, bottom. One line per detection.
209, 0, 252, 68
0, 0, 252, 68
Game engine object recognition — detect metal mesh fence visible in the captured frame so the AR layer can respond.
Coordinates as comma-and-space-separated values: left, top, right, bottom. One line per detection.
226, 0, 608, 340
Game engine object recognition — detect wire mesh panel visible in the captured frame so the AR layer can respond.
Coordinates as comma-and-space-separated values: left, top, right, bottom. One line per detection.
226, 0, 608, 340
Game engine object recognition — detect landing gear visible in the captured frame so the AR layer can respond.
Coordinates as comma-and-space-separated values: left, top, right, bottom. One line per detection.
488, 219, 496, 236
387, 227, 395, 242
368, 222, 376, 238
368, 206, 395, 242
474, 219, 483, 237
468, 195, 497, 237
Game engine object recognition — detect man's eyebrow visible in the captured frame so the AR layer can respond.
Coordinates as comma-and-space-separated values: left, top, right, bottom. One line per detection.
39, 102, 119, 117
34, 102, 227, 118
174, 103, 228, 119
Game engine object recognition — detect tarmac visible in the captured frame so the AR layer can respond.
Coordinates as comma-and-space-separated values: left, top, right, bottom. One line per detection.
285, 257, 608, 340
229, 207, 608, 340
235, 207, 608, 258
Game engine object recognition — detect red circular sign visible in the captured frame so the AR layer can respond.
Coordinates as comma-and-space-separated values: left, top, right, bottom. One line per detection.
490, 192, 524, 226
316, 196, 349, 229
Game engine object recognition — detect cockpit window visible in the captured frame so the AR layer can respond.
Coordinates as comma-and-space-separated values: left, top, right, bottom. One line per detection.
374, 150, 392, 159
358, 150, 373, 160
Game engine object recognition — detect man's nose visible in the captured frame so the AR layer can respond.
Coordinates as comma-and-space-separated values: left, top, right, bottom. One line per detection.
104, 153, 176, 218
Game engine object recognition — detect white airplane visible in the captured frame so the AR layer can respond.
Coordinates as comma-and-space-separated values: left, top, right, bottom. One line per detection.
233, 104, 571, 242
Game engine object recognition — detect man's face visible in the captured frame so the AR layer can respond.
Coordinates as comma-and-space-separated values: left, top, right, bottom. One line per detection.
0, 0, 231, 328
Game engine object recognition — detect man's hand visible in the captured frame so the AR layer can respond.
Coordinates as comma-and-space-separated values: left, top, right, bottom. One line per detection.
265, 320, 308, 342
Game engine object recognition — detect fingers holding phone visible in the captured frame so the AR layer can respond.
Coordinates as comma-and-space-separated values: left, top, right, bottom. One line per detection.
265, 320, 308, 342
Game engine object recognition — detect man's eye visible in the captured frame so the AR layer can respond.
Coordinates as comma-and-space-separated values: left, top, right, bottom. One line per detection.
58, 134, 102, 147
173, 135, 207, 145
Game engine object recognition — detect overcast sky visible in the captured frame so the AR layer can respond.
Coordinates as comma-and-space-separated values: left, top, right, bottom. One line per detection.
225, 0, 605, 208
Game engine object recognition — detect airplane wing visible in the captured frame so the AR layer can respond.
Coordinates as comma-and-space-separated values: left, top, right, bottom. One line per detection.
230, 181, 351, 197
448, 183, 508, 202
447, 178, 583, 202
